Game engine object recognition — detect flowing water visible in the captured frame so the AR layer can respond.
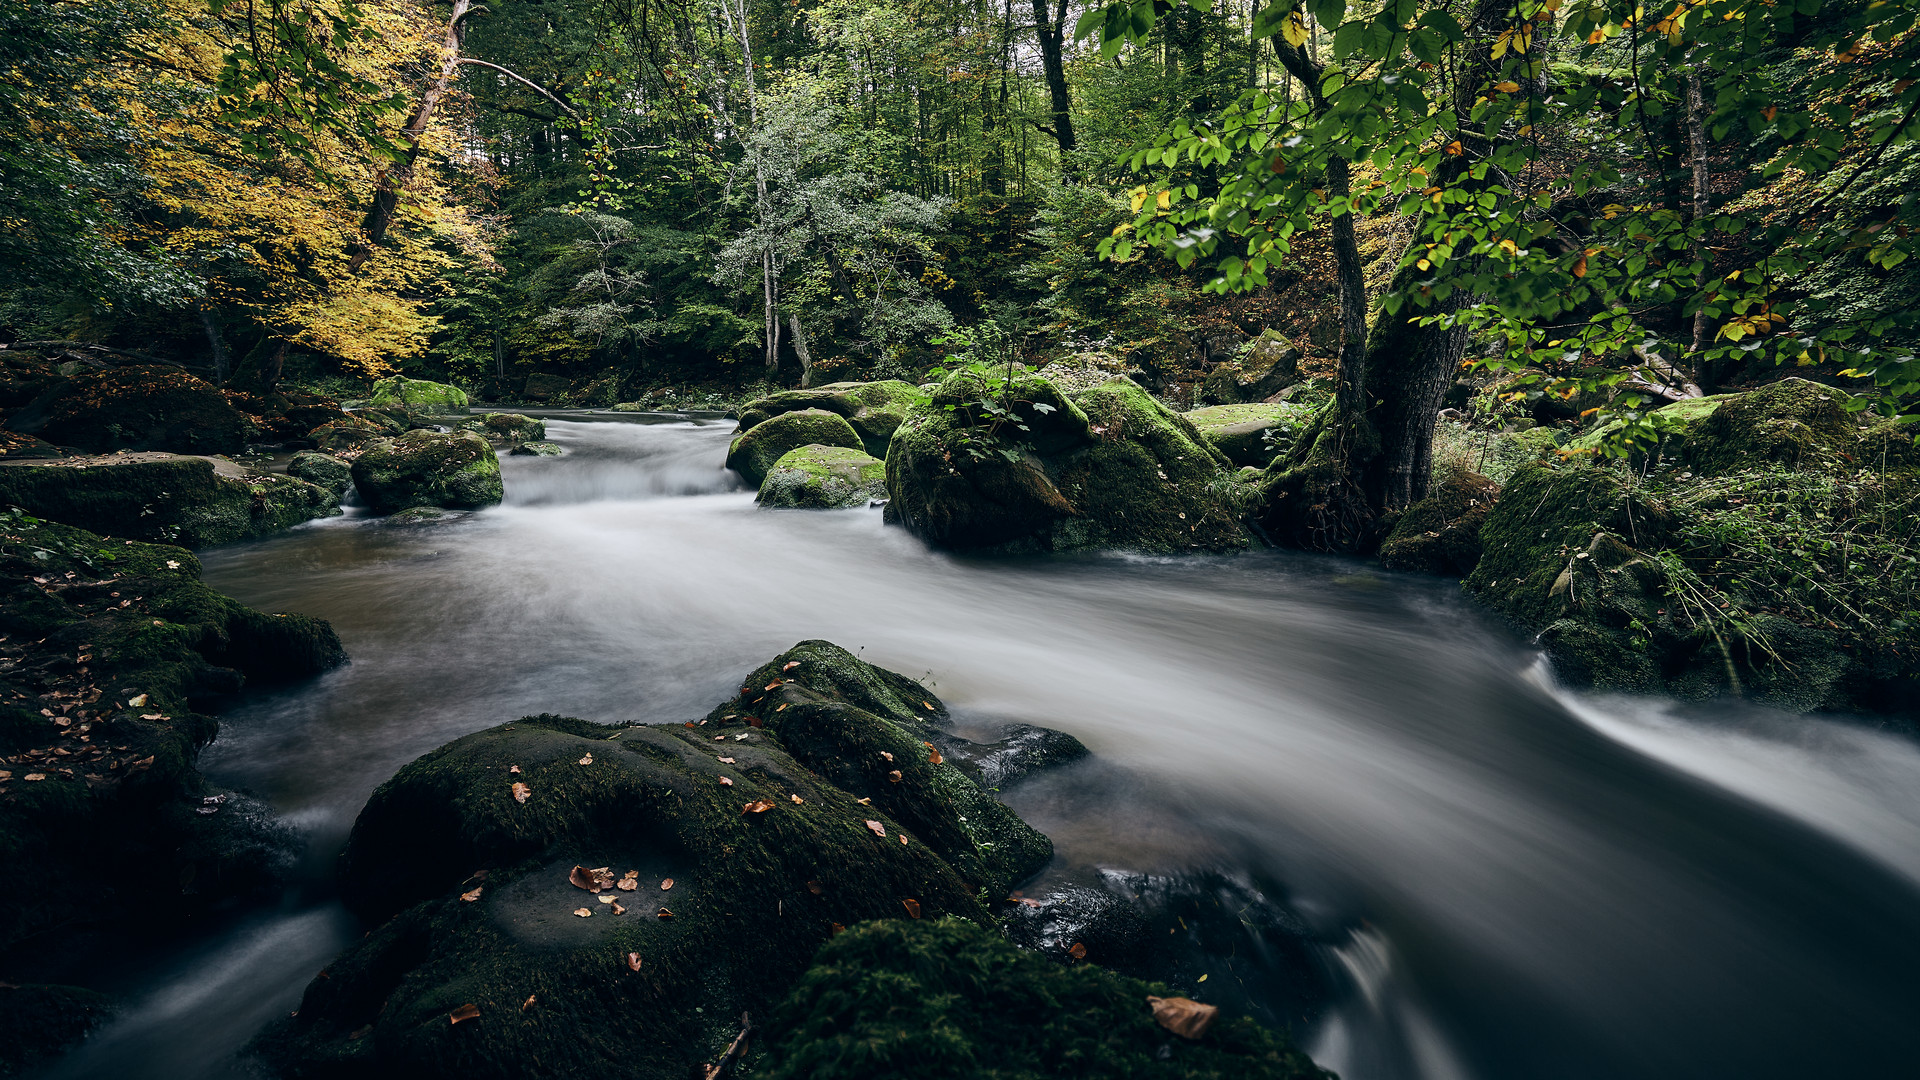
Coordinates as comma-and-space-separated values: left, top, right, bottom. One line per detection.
35, 415, 1920, 1080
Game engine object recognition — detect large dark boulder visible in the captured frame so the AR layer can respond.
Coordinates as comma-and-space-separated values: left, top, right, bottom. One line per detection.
726, 409, 864, 487
885, 371, 1249, 553
351, 430, 503, 514
7, 365, 251, 454
259, 641, 1054, 1080
1197, 330, 1301, 406
0, 455, 338, 547
287, 452, 353, 498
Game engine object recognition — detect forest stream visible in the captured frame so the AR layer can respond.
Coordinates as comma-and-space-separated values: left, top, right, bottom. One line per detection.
30, 414, 1920, 1080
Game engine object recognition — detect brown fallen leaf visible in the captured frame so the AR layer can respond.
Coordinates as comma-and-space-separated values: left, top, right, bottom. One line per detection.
899, 835, 909, 846
764, 680, 783, 691
748, 716, 763, 728
855, 797, 872, 806
790, 793, 804, 804
718, 776, 733, 787
660, 878, 674, 890
1068, 942, 1087, 960
921, 700, 933, 710
577, 753, 593, 766
718, 756, 735, 764
902, 898, 921, 918
23, 774, 45, 782
611, 902, 625, 915
509, 765, 521, 774
129, 694, 148, 707
656, 908, 673, 919
831, 921, 845, 934
597, 894, 616, 904
713, 735, 727, 741
923, 741, 944, 765
511, 782, 531, 804
887, 769, 903, 783
806, 880, 823, 895
742, 799, 774, 814
864, 820, 886, 837
616, 878, 638, 891
1146, 996, 1218, 1040
627, 951, 643, 972
879, 751, 894, 762
782, 661, 800, 671
460, 887, 483, 902
522, 995, 536, 1012
450, 1003, 480, 1025
570, 865, 615, 891
574, 907, 593, 918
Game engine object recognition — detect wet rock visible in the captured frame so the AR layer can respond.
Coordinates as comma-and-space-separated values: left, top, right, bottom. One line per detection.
1379, 466, 1500, 577
765, 918, 1329, 1080
757, 444, 886, 509
369, 377, 469, 415
725, 408, 864, 487
1002, 883, 1153, 971
308, 416, 385, 453
1185, 403, 1316, 468
885, 371, 1249, 553
1197, 330, 1301, 406
351, 430, 503, 514
933, 723, 1090, 788
0, 515, 344, 956
382, 506, 466, 527
0, 454, 339, 547
260, 641, 1049, 1080
507, 440, 564, 457
735, 380, 922, 459
6, 364, 252, 454
287, 451, 353, 498
468, 413, 545, 446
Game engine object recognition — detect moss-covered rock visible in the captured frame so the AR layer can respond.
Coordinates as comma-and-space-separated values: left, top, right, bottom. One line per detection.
0, 512, 345, 956
885, 371, 1248, 553
726, 408, 864, 487
1467, 380, 1919, 712
351, 430, 503, 514
369, 377, 469, 415
468, 413, 545, 445
308, 416, 384, 453
1379, 467, 1500, 577
758, 445, 887, 509
1565, 393, 1731, 462
507, 440, 564, 457
765, 917, 1330, 1080
287, 451, 353, 498
260, 641, 1052, 1080
1197, 330, 1302, 407
1185, 403, 1316, 468
0, 455, 339, 547
6, 365, 253, 454
735, 381, 923, 458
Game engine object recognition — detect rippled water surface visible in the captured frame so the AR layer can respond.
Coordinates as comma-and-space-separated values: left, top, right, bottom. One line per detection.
38, 415, 1920, 1080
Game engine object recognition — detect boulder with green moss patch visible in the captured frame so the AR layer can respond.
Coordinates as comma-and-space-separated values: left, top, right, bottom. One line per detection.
765, 917, 1330, 1080
885, 371, 1248, 553
508, 440, 564, 457
1379, 467, 1500, 577
1185, 403, 1316, 468
308, 415, 385, 453
1467, 379, 1919, 712
6, 365, 253, 454
257, 641, 1053, 1080
758, 445, 887, 509
369, 377, 469, 415
1565, 393, 1732, 461
351, 430, 503, 514
0, 455, 338, 547
468, 413, 545, 445
1198, 331, 1302, 407
726, 408, 865, 487
287, 451, 353, 497
735, 381, 922, 458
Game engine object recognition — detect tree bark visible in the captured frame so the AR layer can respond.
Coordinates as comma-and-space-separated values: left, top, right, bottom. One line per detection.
199, 306, 229, 386
1683, 64, 1715, 389
350, 0, 474, 272
1031, 0, 1077, 173
789, 312, 813, 387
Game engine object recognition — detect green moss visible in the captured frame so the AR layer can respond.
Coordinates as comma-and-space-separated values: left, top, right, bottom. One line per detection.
726, 409, 865, 487
758, 445, 887, 509
351, 430, 504, 514
1432, 423, 1563, 485
287, 452, 353, 497
1052, 379, 1247, 553
507, 441, 564, 457
1683, 378, 1856, 474
1566, 394, 1734, 462
1185, 403, 1316, 468
308, 416, 383, 452
1379, 467, 1500, 577
369, 377, 470, 415
0, 457, 338, 548
1197, 330, 1301, 407
11, 365, 253, 455
736, 381, 923, 458
264, 642, 1044, 1080
766, 918, 1330, 1080
472, 413, 545, 444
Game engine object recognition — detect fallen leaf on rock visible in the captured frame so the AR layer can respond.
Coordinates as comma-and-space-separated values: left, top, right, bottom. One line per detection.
806, 880, 823, 895
511, 782, 531, 803
129, 694, 148, 707
1068, 942, 1087, 960
924, 742, 943, 764
660, 878, 674, 890
570, 865, 615, 891
887, 770, 902, 783
879, 751, 894, 762
902, 898, 921, 918
627, 952, 643, 972
733, 733, 750, 741
522, 995, 536, 1012
612, 902, 625, 915
450, 1003, 480, 1025
140, 713, 166, 721
782, 661, 800, 671
774, 704, 786, 713
713, 735, 727, 741
718, 776, 733, 787
684, 721, 695, 728
24, 774, 45, 782
718, 756, 735, 764
921, 701, 933, 710
864, 820, 886, 837
574, 908, 593, 918
460, 887, 483, 902
899, 835, 908, 846
577, 753, 593, 766
598, 894, 616, 904
509, 765, 520, 774
764, 680, 782, 691
742, 800, 774, 814
617, 878, 638, 891
831, 922, 845, 934
789, 794, 803, 804
748, 716, 764, 727
1146, 996, 1217, 1040
855, 797, 872, 806
656, 908, 673, 919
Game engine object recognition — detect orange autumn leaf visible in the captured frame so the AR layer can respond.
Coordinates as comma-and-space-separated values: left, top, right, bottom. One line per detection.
743, 799, 774, 814
748, 716, 764, 728
511, 782, 531, 804
864, 819, 886, 837
1068, 942, 1088, 960
627, 952, 643, 972
1146, 996, 1218, 1040
764, 680, 782, 691
450, 1003, 480, 1025
570, 865, 614, 891
902, 898, 922, 918
923, 741, 943, 765
790, 793, 804, 804
887, 769, 903, 783
660, 878, 674, 890
574, 907, 594, 918
782, 661, 800, 671
1445, 140, 1464, 155
521, 995, 536, 1012
460, 887, 483, 902
718, 756, 736, 764
577, 753, 593, 766
1572, 254, 1588, 278
718, 776, 734, 787
656, 908, 674, 919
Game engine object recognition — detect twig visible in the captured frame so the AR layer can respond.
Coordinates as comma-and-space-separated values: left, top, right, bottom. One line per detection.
700, 1012, 753, 1080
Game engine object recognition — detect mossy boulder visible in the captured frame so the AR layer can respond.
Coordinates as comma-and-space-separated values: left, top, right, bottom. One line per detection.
758, 445, 887, 509
766, 917, 1330, 1080
1197, 331, 1301, 408
736, 381, 923, 458
0, 455, 339, 547
6, 365, 252, 454
369, 377, 469, 415
0, 513, 345, 956
1379, 466, 1500, 577
726, 408, 865, 487
1185, 403, 1316, 468
308, 416, 384, 453
885, 371, 1248, 553
223, 391, 351, 444
351, 430, 503, 514
469, 413, 545, 445
508, 440, 564, 457
1467, 379, 1919, 712
287, 451, 353, 498
1566, 393, 1732, 462
260, 641, 1052, 1080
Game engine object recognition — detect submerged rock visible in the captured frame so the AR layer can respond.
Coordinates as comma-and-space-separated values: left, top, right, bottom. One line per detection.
351, 430, 503, 514
260, 641, 1052, 1080
287, 451, 353, 498
507, 440, 564, 457
6, 364, 252, 455
1466, 379, 1918, 713
0, 454, 338, 547
369, 377, 469, 415
885, 371, 1249, 553
726, 408, 864, 487
765, 918, 1329, 1080
1185, 402, 1315, 468
735, 381, 922, 459
757, 444, 886, 509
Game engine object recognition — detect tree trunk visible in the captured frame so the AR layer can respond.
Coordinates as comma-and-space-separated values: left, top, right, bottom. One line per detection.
789, 312, 813, 388
1031, 0, 1077, 172
1684, 64, 1715, 389
350, 0, 473, 272
199, 306, 229, 386
262, 341, 287, 394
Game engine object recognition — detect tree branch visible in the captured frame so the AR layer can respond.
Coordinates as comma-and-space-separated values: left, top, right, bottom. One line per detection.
453, 58, 579, 119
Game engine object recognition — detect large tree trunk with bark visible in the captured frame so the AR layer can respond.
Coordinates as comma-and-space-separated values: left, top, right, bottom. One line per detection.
1031, 0, 1077, 173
